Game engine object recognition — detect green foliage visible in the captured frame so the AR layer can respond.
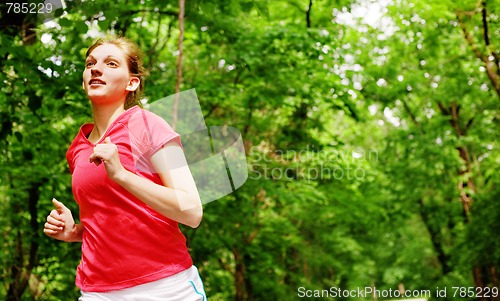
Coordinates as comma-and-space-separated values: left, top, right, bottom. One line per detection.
1, 0, 498, 300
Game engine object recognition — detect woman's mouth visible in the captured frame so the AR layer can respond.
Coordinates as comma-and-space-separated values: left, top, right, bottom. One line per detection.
89, 79, 106, 86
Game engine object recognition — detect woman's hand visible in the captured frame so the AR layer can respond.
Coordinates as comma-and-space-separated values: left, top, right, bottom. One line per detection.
89, 137, 127, 182
110, 141, 203, 228
44, 198, 82, 242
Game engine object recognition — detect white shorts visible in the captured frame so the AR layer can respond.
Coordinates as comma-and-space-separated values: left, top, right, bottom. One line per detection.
79, 265, 206, 301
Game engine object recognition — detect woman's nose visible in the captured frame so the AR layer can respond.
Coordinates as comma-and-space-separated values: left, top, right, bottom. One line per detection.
90, 65, 102, 76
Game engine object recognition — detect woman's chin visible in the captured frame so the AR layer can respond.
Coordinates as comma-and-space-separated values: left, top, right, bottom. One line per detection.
87, 94, 126, 106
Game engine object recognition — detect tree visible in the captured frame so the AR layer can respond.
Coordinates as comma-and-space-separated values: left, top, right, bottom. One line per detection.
1, 0, 498, 300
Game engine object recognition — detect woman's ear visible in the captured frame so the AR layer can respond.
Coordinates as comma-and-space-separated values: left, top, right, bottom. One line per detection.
126, 77, 140, 92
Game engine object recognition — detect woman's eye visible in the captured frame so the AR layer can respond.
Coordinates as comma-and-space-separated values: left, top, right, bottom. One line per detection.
107, 61, 118, 67
86, 61, 94, 67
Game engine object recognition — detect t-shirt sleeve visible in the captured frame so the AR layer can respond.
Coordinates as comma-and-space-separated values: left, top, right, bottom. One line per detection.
128, 109, 182, 161
146, 113, 182, 157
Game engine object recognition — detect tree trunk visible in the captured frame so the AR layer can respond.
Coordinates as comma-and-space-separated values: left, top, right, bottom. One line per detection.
233, 247, 247, 301
172, 0, 185, 130
455, 1, 500, 295
436, 97, 500, 299
418, 199, 451, 275
6, 181, 44, 300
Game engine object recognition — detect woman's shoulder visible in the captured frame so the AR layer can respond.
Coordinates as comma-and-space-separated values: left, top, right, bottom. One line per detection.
132, 107, 174, 128
124, 106, 166, 123
122, 106, 181, 157
121, 106, 177, 139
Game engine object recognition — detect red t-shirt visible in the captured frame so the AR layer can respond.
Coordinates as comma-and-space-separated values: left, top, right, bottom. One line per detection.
66, 106, 193, 292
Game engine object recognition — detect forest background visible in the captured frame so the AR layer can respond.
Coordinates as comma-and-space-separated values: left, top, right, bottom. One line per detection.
0, 0, 499, 300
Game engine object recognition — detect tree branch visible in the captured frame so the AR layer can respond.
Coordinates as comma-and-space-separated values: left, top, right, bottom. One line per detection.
172, 0, 185, 130
306, 0, 313, 28
147, 16, 174, 71
464, 118, 474, 134
148, 12, 163, 58
450, 102, 463, 136
436, 101, 450, 115
480, 0, 500, 79
401, 98, 422, 130
456, 8, 500, 97
481, 0, 489, 47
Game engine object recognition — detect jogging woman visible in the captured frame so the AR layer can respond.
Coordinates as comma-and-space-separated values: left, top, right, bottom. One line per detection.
44, 36, 206, 301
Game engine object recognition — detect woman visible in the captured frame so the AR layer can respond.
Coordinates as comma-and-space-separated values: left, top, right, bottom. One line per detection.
43, 36, 206, 301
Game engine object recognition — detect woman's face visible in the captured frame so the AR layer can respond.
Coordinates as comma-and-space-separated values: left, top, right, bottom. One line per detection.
82, 44, 139, 105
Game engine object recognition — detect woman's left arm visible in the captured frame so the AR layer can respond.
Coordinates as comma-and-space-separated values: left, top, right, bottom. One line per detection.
90, 138, 203, 228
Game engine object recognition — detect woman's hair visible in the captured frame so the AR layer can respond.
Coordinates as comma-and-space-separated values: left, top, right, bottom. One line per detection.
85, 36, 149, 109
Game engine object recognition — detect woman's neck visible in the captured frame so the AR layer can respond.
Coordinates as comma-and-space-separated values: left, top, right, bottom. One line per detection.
90, 102, 126, 141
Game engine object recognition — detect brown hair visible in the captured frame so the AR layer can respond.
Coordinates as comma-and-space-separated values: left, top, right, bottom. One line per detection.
86, 36, 148, 109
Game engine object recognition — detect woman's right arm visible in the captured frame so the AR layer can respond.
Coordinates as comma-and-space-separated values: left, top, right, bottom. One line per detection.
43, 198, 83, 242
